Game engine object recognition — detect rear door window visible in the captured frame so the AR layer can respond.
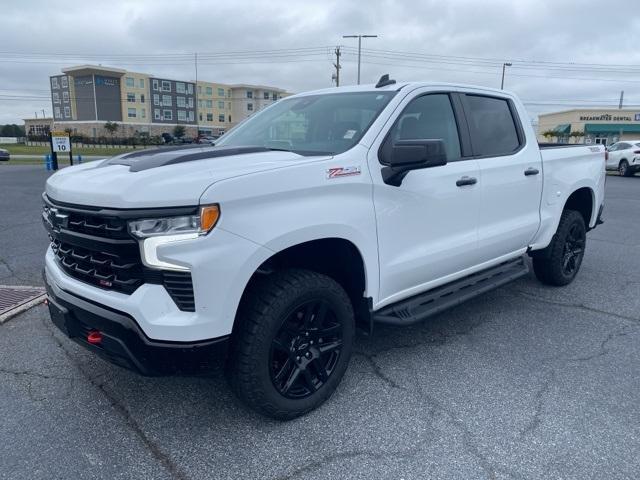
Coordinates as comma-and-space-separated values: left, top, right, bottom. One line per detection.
463, 95, 521, 157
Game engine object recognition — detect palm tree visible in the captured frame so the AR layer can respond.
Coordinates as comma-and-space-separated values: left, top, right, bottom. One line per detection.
541, 130, 556, 142
569, 131, 584, 144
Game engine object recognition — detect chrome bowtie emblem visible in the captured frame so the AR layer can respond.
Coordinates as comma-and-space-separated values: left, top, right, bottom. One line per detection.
48, 207, 69, 229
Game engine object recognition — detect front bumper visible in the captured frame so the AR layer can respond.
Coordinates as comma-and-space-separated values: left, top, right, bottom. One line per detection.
44, 270, 230, 376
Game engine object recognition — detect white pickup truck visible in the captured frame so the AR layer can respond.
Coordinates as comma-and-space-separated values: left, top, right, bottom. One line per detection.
43, 76, 605, 419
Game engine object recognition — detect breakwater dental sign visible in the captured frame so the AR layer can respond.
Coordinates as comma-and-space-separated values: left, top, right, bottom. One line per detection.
579, 113, 640, 122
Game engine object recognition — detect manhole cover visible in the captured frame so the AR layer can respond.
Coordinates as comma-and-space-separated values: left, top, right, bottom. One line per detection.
0, 285, 46, 323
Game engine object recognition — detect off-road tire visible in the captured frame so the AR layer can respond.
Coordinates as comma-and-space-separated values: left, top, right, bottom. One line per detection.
227, 269, 354, 420
532, 209, 586, 286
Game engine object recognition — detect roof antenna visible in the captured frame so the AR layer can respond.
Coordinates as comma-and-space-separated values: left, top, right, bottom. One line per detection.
375, 74, 396, 88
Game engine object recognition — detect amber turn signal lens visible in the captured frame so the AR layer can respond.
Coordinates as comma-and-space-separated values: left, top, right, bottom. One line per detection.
200, 205, 220, 233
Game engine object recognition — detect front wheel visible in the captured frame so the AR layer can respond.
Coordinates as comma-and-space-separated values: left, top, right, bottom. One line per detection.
227, 269, 355, 420
532, 209, 586, 286
619, 160, 631, 177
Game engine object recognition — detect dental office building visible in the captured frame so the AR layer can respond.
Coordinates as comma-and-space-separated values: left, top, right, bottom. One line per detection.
537, 108, 640, 146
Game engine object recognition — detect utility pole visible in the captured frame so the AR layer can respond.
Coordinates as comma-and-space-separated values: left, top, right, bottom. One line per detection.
42, 109, 46, 118
333, 46, 341, 86
618, 90, 625, 142
194, 52, 198, 83
501, 62, 512, 90
343, 34, 378, 84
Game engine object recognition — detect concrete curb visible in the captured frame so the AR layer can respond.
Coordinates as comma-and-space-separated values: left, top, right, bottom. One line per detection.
0, 285, 46, 323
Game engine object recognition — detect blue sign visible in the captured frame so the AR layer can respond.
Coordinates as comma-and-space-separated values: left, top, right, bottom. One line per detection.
95, 76, 119, 87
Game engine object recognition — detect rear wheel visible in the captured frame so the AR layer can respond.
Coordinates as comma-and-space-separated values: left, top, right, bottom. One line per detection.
619, 160, 631, 177
227, 269, 354, 420
532, 209, 586, 286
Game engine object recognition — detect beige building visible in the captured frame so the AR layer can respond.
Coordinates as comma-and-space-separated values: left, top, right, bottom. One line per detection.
196, 81, 233, 135
24, 117, 54, 138
538, 108, 640, 146
121, 71, 150, 124
230, 84, 290, 128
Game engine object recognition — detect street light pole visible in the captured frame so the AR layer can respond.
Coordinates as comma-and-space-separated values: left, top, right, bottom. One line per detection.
501, 62, 512, 90
342, 34, 378, 84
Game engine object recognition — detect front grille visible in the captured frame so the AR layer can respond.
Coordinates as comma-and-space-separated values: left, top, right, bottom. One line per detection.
67, 212, 130, 239
50, 238, 144, 294
43, 195, 196, 311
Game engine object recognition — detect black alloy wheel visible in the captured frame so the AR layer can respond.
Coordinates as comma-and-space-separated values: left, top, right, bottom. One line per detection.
270, 299, 343, 399
561, 222, 585, 277
532, 209, 586, 286
227, 269, 354, 420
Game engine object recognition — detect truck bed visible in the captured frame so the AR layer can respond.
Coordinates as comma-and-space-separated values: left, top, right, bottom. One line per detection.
538, 143, 592, 149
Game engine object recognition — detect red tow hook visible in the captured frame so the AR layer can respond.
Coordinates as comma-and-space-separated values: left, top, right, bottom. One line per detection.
87, 330, 103, 345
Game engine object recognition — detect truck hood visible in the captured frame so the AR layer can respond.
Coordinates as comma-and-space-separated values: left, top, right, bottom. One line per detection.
46, 147, 330, 208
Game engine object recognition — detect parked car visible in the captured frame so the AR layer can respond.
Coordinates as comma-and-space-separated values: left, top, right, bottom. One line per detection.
197, 136, 217, 145
42, 77, 605, 420
605, 140, 640, 176
0, 148, 10, 161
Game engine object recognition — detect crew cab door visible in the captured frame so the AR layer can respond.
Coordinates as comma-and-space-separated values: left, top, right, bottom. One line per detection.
368, 91, 482, 306
459, 93, 543, 262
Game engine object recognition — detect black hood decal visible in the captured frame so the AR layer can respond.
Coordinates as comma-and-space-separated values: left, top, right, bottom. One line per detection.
102, 145, 272, 172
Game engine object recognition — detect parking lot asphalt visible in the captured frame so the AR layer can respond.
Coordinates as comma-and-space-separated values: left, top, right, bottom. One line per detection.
1, 165, 639, 480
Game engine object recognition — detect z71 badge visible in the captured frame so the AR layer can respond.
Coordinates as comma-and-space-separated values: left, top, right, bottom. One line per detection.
326, 166, 361, 179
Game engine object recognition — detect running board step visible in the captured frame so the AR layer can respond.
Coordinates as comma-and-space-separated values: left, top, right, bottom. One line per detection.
374, 256, 529, 326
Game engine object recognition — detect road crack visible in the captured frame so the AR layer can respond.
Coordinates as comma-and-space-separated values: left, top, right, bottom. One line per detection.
40, 315, 190, 480
508, 289, 640, 324
353, 351, 407, 391
273, 447, 424, 480
567, 325, 633, 363
518, 369, 556, 439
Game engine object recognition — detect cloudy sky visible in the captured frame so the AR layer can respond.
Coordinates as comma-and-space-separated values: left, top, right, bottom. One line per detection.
2, 0, 640, 125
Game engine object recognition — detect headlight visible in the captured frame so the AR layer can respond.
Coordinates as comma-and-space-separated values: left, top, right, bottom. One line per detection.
129, 205, 220, 271
128, 205, 220, 238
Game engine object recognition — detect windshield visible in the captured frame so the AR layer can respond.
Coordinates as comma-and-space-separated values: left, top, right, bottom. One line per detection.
215, 91, 396, 156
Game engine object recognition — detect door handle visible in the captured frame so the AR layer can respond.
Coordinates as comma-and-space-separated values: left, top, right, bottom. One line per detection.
524, 167, 540, 176
456, 176, 477, 187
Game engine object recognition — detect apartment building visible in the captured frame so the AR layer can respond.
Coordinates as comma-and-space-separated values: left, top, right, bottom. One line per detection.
121, 72, 148, 124
230, 84, 289, 127
196, 81, 232, 136
150, 77, 197, 125
43, 65, 291, 139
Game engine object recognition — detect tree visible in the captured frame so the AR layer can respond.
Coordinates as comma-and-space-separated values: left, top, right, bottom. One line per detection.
138, 131, 150, 147
0, 124, 25, 137
173, 125, 186, 139
103, 121, 119, 144
569, 131, 584, 144
541, 130, 557, 142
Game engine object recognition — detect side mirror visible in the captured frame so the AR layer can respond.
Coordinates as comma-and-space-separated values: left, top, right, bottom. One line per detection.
380, 139, 447, 186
